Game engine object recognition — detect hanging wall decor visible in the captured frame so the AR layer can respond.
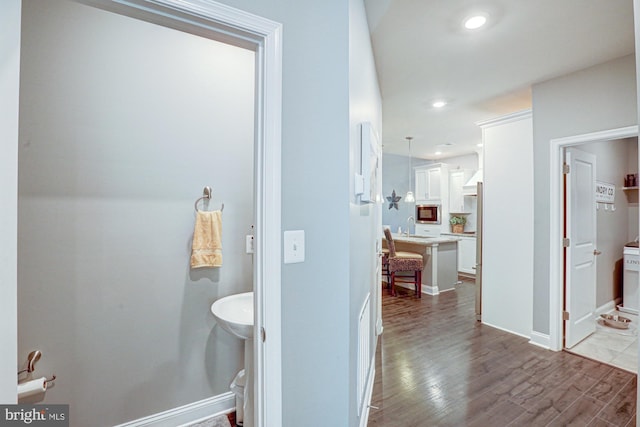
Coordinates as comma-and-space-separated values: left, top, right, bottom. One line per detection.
386, 189, 401, 210
595, 181, 615, 204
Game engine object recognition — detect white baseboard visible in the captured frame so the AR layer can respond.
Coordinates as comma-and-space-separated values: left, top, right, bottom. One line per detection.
114, 392, 235, 427
526, 300, 621, 352
359, 360, 376, 427
481, 320, 531, 340
423, 285, 439, 295
596, 299, 621, 316
389, 281, 458, 296
529, 330, 551, 350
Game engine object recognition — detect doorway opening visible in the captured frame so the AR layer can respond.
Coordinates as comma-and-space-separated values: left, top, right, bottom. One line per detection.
17, 0, 282, 425
550, 126, 639, 374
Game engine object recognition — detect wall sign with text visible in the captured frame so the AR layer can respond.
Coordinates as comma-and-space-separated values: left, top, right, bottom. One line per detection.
595, 181, 615, 204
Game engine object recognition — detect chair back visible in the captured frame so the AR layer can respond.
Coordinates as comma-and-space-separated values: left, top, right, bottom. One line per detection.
383, 227, 396, 258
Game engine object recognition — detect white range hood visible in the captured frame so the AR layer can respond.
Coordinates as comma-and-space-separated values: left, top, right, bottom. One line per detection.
462, 169, 483, 195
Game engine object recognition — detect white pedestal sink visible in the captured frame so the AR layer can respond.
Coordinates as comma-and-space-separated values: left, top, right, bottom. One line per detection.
211, 292, 254, 427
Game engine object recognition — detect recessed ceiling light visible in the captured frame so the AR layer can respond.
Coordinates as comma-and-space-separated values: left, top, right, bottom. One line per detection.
435, 151, 442, 155
477, 143, 484, 147
432, 100, 447, 108
464, 14, 487, 30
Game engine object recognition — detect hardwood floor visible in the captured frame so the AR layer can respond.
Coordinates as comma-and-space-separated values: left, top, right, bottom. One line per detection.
368, 280, 637, 427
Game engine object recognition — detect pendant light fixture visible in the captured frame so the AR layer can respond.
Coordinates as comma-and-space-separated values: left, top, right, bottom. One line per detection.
404, 136, 415, 203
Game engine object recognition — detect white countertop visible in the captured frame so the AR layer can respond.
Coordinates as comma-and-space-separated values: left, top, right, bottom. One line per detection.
391, 233, 460, 245
441, 232, 477, 238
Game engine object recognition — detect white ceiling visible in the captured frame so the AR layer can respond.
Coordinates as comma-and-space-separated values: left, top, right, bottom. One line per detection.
364, 0, 635, 159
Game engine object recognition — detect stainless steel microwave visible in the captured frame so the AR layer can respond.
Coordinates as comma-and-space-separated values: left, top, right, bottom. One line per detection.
416, 204, 441, 224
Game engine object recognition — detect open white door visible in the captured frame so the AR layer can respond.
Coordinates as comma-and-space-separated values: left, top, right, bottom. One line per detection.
564, 147, 598, 348
362, 122, 383, 336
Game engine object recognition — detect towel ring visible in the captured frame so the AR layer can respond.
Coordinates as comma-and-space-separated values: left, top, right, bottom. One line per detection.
194, 186, 224, 212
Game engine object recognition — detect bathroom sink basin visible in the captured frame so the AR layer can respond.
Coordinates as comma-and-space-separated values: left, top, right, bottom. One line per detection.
211, 292, 254, 339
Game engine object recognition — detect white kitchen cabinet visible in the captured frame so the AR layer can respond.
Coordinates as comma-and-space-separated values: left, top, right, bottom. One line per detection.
449, 170, 465, 212
415, 223, 441, 237
449, 169, 472, 213
415, 164, 448, 202
415, 169, 428, 201
426, 167, 442, 200
458, 235, 476, 275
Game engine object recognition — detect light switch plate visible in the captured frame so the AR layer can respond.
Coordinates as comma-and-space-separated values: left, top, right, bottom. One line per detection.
284, 230, 305, 264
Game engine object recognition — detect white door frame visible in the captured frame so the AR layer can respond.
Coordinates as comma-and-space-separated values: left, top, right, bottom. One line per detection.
0, 0, 20, 405
549, 125, 638, 351
8, 1, 283, 425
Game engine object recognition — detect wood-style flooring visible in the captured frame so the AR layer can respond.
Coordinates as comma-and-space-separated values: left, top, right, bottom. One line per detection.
368, 280, 637, 427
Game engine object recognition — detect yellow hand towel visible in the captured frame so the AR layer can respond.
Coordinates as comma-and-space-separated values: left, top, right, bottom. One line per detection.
190, 210, 223, 268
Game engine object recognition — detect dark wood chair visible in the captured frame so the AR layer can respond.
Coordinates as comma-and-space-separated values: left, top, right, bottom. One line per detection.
381, 247, 390, 285
383, 228, 424, 297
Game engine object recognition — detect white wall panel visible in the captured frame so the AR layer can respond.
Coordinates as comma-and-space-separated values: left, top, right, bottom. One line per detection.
481, 111, 534, 338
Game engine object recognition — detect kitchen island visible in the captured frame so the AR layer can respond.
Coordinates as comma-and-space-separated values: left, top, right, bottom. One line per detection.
385, 233, 460, 295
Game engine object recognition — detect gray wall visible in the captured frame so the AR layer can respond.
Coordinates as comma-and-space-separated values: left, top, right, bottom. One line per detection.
382, 153, 478, 233
381, 153, 430, 233
578, 138, 638, 307
0, 0, 20, 404
4, 0, 380, 424
627, 140, 639, 238
18, 1, 254, 425
209, 0, 380, 424
532, 54, 637, 335
348, 0, 382, 423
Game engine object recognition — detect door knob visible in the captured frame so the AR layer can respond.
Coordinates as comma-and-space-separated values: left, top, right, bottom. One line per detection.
594, 249, 602, 256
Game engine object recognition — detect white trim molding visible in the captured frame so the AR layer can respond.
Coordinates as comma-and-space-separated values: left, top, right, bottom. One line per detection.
393, 281, 439, 295
422, 285, 440, 295
476, 109, 532, 128
358, 364, 375, 427
529, 331, 551, 350
114, 393, 235, 427
548, 125, 638, 352
0, 0, 20, 404
596, 299, 621, 317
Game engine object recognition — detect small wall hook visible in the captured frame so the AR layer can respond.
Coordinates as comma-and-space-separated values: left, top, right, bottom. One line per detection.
44, 375, 56, 387
203, 186, 212, 199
